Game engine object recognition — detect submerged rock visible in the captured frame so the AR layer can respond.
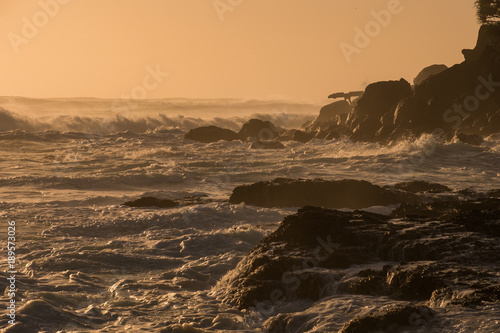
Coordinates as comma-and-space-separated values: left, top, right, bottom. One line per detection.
229, 178, 416, 209
184, 126, 239, 143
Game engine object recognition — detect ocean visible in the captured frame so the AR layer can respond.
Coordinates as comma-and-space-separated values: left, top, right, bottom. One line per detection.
0, 97, 499, 332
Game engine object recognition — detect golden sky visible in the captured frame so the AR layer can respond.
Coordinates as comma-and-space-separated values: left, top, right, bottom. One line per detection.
0, 0, 480, 100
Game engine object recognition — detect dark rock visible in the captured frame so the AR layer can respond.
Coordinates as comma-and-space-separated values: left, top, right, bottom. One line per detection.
218, 208, 391, 309
339, 306, 435, 333
310, 122, 351, 140
340, 25, 500, 142
387, 265, 446, 301
347, 79, 412, 142
389, 25, 500, 140
278, 129, 315, 143
292, 130, 315, 143
391, 181, 452, 193
392, 197, 500, 221
445, 210, 500, 237
457, 187, 481, 198
456, 133, 484, 146
229, 178, 417, 209
454, 285, 500, 306
217, 199, 500, 312
250, 141, 286, 150
316, 100, 353, 123
413, 64, 448, 86
462, 25, 500, 62
239, 119, 280, 142
487, 189, 500, 198
184, 126, 239, 143
122, 195, 210, 208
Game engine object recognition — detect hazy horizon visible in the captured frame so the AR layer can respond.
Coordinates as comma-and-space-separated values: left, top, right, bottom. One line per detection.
0, 0, 480, 101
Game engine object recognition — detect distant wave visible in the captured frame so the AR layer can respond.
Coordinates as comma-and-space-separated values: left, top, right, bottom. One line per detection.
0, 107, 315, 135
0, 108, 36, 132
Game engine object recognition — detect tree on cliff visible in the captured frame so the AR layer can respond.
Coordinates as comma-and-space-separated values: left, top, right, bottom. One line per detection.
475, 0, 500, 24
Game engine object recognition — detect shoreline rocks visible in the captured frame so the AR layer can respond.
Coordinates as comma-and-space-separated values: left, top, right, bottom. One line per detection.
216, 198, 500, 331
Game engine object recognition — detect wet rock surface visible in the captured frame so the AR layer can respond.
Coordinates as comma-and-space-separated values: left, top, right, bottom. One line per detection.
229, 178, 418, 209
216, 197, 500, 331
339, 305, 435, 333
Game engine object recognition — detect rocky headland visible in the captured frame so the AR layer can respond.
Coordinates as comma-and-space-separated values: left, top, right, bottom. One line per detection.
185, 25, 500, 146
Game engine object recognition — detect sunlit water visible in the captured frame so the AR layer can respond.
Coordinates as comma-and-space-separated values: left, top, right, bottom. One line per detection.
1, 98, 499, 332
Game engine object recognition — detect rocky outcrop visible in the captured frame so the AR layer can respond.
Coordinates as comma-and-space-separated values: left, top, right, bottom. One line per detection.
390, 25, 500, 140
346, 79, 413, 142
238, 119, 280, 142
184, 126, 239, 143
229, 178, 417, 209
306, 25, 500, 142
216, 199, 500, 331
413, 64, 448, 86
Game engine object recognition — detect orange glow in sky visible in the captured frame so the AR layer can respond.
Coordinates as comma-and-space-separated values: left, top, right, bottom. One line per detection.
0, 0, 480, 100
